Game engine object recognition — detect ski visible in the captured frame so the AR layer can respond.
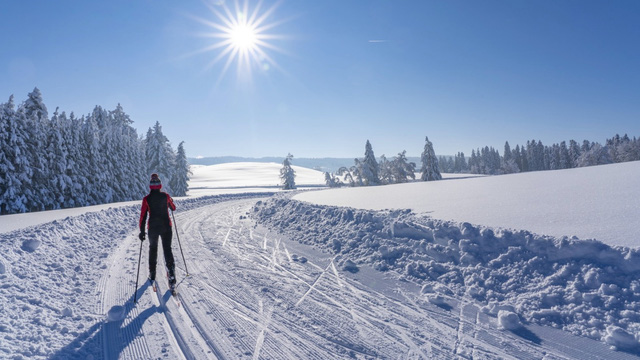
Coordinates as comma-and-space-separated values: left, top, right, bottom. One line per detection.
166, 271, 180, 306
170, 287, 181, 307
149, 279, 157, 292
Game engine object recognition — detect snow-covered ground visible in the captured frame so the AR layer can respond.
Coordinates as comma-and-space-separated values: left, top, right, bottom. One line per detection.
189, 162, 326, 197
295, 161, 640, 248
1, 161, 639, 359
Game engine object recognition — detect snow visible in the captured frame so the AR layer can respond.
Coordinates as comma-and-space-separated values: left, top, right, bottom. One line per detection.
0, 200, 140, 234
0, 162, 325, 234
1, 161, 640, 359
253, 194, 640, 350
189, 162, 326, 196
294, 160, 640, 248
606, 326, 639, 351
498, 310, 522, 330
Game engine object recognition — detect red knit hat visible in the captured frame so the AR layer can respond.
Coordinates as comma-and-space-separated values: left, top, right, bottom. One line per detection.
150, 173, 162, 190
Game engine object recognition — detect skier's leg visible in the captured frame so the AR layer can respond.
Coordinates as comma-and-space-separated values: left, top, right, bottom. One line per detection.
148, 231, 160, 280
161, 229, 176, 284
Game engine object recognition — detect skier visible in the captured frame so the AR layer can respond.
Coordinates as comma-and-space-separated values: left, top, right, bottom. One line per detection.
139, 173, 177, 292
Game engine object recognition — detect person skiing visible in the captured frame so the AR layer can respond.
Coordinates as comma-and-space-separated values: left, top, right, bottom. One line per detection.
139, 173, 177, 292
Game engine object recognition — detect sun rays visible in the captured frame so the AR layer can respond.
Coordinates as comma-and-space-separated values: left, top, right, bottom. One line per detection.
190, 0, 287, 83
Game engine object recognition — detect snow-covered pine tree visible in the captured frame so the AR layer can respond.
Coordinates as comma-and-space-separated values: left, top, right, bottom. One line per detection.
392, 150, 416, 183
454, 152, 467, 173
92, 105, 119, 203
0, 96, 31, 214
351, 159, 365, 186
568, 140, 581, 168
45, 108, 72, 209
362, 140, 380, 186
378, 154, 393, 185
280, 153, 296, 190
146, 121, 176, 194
438, 156, 450, 173
0, 97, 10, 212
109, 103, 146, 200
576, 143, 611, 167
170, 141, 191, 196
80, 113, 105, 206
559, 141, 570, 169
23, 88, 52, 211
64, 112, 87, 208
337, 166, 356, 187
420, 136, 442, 181
324, 172, 343, 187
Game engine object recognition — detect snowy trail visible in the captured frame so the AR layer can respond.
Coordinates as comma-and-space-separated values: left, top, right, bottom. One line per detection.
2, 193, 637, 359
95, 195, 638, 359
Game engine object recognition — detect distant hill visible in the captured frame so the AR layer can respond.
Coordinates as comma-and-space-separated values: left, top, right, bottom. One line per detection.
188, 156, 423, 173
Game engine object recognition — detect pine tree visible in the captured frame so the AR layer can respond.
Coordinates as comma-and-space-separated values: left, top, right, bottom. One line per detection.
280, 153, 296, 190
92, 105, 118, 203
568, 140, 581, 168
45, 108, 72, 209
23, 88, 51, 211
362, 140, 380, 186
420, 136, 442, 181
324, 172, 343, 188
0, 97, 10, 212
170, 141, 191, 196
378, 154, 393, 185
81, 113, 105, 206
0, 96, 32, 214
392, 150, 416, 183
65, 112, 88, 207
337, 166, 356, 187
146, 122, 176, 194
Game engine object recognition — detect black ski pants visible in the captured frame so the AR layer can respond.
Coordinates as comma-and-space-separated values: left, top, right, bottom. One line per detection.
148, 229, 175, 280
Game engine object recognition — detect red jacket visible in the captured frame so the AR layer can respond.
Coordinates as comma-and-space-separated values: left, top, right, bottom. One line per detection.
139, 189, 176, 233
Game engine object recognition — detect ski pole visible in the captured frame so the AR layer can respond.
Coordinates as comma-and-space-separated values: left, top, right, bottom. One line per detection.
171, 210, 189, 276
133, 238, 144, 304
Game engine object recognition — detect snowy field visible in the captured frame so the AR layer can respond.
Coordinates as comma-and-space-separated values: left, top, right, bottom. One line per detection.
188, 162, 326, 196
1, 161, 639, 359
295, 161, 640, 248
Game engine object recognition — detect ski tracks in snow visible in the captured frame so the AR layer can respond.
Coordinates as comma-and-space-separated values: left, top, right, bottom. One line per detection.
96, 195, 631, 359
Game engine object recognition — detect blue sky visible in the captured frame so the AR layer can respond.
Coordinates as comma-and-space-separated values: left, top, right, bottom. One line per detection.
1, 0, 638, 158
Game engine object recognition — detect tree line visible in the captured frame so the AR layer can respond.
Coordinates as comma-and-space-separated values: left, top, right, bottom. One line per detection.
0, 88, 190, 215
323, 137, 442, 187
438, 135, 640, 175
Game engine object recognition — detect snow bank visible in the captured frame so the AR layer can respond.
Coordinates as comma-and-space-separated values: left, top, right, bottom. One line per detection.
294, 161, 640, 248
0, 206, 138, 359
605, 326, 639, 351
252, 196, 640, 350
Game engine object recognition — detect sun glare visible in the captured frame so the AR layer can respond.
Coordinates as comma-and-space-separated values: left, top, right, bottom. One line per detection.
230, 23, 257, 50
190, 0, 286, 83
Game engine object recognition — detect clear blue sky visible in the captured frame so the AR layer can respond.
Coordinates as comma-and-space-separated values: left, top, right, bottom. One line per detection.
1, 0, 638, 158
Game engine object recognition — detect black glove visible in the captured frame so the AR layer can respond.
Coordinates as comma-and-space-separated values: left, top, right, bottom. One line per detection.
138, 232, 146, 241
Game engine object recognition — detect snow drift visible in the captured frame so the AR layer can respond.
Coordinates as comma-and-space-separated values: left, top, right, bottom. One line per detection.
252, 196, 640, 352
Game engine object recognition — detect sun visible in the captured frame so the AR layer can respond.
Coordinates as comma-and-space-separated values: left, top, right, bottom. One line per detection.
230, 23, 257, 51
189, 0, 286, 83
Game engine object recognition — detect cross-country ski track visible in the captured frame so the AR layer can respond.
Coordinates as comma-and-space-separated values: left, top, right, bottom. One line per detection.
90, 194, 636, 359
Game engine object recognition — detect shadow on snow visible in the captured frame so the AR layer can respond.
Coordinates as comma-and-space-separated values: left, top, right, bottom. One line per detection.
50, 282, 158, 359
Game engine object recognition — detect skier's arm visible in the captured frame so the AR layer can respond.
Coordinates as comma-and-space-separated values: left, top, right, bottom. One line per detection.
139, 198, 149, 232
167, 194, 176, 212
